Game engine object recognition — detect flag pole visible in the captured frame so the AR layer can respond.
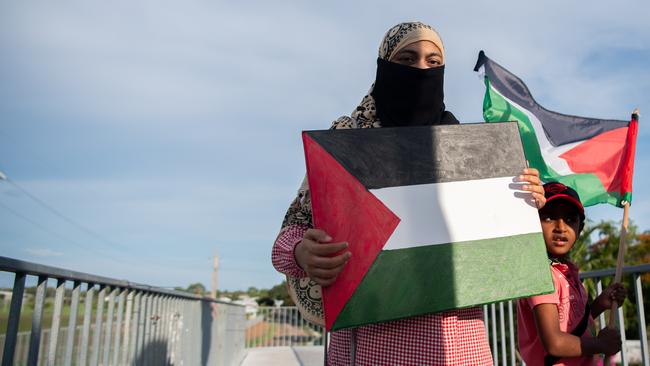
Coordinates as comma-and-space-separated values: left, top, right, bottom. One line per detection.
607, 108, 639, 329
607, 201, 629, 328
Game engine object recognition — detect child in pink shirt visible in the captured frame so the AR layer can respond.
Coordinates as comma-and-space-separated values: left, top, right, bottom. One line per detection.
517, 182, 627, 366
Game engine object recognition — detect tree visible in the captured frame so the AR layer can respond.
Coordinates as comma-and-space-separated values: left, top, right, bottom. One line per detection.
267, 281, 294, 306
256, 297, 275, 306
571, 219, 648, 338
247, 287, 259, 297
186, 283, 206, 296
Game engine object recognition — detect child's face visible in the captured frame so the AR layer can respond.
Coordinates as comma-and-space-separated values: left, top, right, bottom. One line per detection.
539, 200, 582, 258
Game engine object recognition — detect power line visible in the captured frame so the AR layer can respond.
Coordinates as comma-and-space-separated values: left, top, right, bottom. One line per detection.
1, 175, 131, 252
0, 199, 122, 261
0, 168, 216, 273
0, 170, 168, 268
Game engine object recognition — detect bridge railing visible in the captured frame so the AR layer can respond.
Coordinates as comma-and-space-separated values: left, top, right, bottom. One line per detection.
245, 306, 324, 348
483, 263, 649, 366
245, 264, 648, 366
0, 256, 246, 366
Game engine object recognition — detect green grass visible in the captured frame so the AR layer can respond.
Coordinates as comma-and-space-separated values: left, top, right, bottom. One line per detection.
0, 299, 100, 333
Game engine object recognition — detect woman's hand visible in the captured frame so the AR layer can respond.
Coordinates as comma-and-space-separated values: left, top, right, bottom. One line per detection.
295, 229, 351, 287
519, 167, 546, 208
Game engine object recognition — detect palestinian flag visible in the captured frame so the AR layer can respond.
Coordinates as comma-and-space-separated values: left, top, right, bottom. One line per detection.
303, 122, 552, 331
474, 51, 638, 207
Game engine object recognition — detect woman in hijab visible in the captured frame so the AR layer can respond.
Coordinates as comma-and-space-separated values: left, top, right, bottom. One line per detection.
272, 21, 545, 365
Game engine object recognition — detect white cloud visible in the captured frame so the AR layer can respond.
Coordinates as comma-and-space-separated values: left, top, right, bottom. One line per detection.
25, 248, 64, 257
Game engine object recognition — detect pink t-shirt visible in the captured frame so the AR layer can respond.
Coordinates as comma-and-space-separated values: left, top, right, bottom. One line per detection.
517, 261, 597, 366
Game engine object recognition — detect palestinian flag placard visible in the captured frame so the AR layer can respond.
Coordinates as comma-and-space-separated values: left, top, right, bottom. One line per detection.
474, 51, 638, 208
303, 122, 552, 331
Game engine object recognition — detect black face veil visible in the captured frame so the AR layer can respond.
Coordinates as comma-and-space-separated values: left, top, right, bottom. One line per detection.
371, 58, 446, 127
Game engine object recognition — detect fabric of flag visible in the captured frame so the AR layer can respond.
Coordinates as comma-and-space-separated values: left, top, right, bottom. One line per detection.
302, 122, 552, 331
474, 51, 638, 208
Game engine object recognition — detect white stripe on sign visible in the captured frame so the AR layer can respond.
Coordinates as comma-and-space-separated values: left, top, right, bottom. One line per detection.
370, 176, 542, 250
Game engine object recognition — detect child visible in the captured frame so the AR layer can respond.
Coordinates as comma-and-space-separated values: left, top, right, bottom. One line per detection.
517, 182, 627, 366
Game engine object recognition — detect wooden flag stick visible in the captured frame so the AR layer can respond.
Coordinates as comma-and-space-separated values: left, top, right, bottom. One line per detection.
607, 108, 639, 329
607, 201, 629, 328
604, 108, 638, 365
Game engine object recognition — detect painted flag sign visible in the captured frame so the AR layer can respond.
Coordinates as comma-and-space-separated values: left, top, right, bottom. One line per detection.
474, 51, 638, 208
303, 122, 553, 331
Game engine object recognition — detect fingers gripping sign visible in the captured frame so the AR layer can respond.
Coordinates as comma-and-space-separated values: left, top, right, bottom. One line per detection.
295, 229, 351, 287
518, 167, 546, 209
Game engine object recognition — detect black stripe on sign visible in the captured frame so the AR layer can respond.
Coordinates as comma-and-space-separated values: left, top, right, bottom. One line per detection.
479, 51, 628, 147
305, 122, 526, 190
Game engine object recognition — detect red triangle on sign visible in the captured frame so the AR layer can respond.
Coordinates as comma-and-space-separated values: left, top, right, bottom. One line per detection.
303, 132, 400, 330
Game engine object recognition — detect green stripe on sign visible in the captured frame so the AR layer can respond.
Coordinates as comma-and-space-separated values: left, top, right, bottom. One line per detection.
331, 232, 553, 331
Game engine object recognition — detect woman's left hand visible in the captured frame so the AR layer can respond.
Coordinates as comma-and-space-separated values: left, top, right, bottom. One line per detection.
519, 167, 546, 208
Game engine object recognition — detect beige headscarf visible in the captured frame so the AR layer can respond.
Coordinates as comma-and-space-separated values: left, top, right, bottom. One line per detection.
348, 21, 446, 129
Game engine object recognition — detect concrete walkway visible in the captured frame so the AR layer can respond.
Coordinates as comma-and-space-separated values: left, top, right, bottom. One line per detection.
240, 346, 324, 366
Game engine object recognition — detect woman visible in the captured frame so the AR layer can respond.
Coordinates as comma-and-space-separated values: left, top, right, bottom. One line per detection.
272, 21, 545, 365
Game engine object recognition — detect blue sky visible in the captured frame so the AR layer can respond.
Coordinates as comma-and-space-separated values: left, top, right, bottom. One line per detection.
1, 1, 649, 291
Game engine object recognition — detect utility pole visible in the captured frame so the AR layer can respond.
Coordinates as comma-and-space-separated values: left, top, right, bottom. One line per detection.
211, 255, 219, 299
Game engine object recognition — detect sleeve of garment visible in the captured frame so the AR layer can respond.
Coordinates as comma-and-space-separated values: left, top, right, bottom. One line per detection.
271, 224, 309, 278
527, 268, 562, 307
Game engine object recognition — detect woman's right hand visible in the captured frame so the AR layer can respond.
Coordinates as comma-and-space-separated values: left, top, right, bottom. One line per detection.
294, 229, 351, 287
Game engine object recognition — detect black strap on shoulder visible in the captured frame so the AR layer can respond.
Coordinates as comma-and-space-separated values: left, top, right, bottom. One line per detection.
544, 302, 591, 366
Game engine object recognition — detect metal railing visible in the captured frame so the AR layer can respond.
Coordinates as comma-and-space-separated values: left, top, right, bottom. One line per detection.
0, 256, 246, 366
483, 263, 650, 365
244, 307, 324, 348
244, 264, 648, 366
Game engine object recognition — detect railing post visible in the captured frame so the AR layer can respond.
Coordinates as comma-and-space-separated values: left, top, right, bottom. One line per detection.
152, 294, 162, 365
102, 287, 117, 366
596, 278, 606, 329
499, 302, 506, 366
63, 280, 81, 366
112, 288, 126, 366
78, 283, 95, 366
161, 296, 171, 364
47, 278, 66, 366
1, 272, 26, 366
121, 290, 134, 366
144, 293, 155, 366
27, 275, 48, 366
130, 291, 143, 366
508, 300, 515, 366
136, 292, 148, 363
90, 285, 107, 366
616, 298, 628, 366
490, 303, 498, 366
634, 273, 649, 366
168, 298, 179, 365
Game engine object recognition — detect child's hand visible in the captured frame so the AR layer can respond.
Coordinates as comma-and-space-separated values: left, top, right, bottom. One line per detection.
596, 327, 622, 355
594, 283, 627, 312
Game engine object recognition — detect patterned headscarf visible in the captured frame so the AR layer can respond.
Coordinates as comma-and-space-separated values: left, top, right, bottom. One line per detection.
348, 22, 445, 129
